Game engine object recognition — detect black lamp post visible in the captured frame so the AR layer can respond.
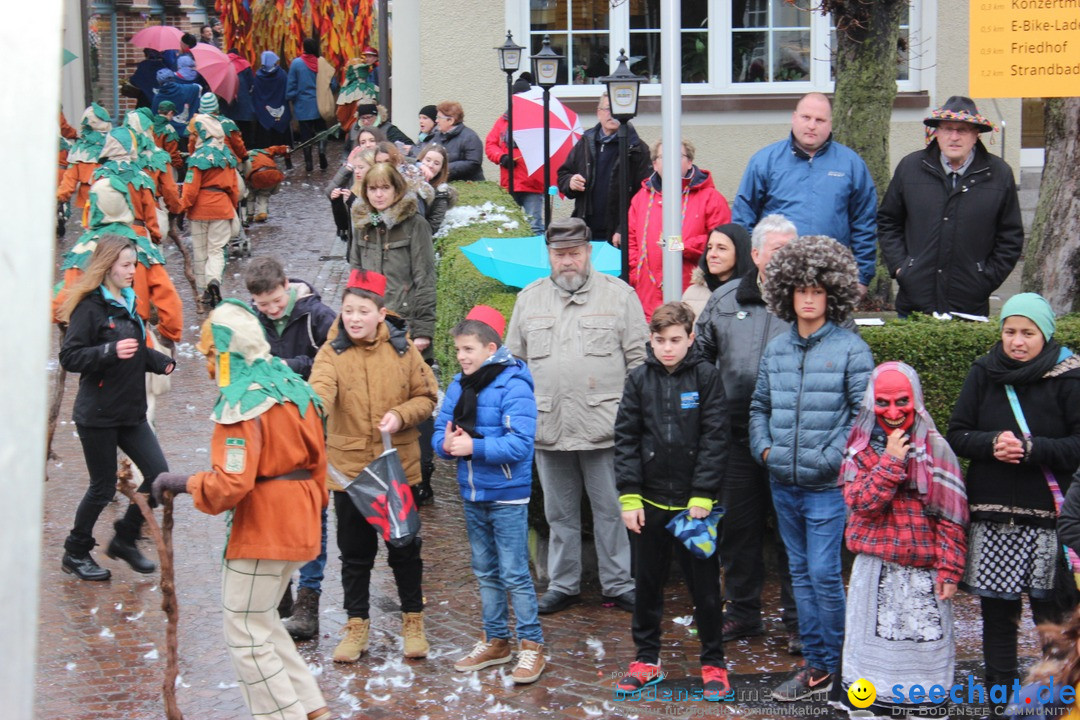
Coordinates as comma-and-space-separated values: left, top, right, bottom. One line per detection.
530, 34, 564, 230
495, 31, 524, 196
600, 48, 644, 283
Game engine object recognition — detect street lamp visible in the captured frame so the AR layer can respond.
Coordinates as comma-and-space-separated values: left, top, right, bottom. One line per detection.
600, 48, 644, 283
495, 31, 524, 196
530, 34, 564, 230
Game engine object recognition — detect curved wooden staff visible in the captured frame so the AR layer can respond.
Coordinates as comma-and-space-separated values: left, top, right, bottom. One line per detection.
168, 217, 198, 300
117, 459, 184, 720
45, 326, 68, 468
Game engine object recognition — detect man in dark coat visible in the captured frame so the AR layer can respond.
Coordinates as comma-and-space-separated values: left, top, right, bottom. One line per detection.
556, 93, 650, 245
878, 96, 1024, 317
252, 51, 292, 151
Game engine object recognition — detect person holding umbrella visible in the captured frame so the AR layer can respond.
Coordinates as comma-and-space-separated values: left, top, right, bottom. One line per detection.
252, 51, 292, 155
485, 74, 543, 235
151, 300, 332, 720
152, 68, 199, 139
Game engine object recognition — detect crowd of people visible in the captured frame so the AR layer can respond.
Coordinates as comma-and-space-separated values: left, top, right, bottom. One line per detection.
54, 37, 1080, 718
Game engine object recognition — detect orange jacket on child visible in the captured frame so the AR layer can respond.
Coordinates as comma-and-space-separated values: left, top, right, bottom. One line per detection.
188, 401, 329, 561
180, 165, 240, 220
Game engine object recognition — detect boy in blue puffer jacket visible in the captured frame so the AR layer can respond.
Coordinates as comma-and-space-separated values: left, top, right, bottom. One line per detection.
748, 235, 873, 703
432, 305, 546, 685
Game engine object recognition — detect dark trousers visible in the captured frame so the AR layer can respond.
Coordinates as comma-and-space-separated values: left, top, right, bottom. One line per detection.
632, 504, 725, 667
418, 417, 434, 485
297, 118, 328, 169
251, 124, 289, 152
330, 195, 351, 237
720, 441, 797, 630
67, 422, 167, 555
980, 595, 1061, 683
333, 490, 423, 618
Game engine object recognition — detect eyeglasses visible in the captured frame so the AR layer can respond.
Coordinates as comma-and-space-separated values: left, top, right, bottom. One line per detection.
436, 115, 453, 121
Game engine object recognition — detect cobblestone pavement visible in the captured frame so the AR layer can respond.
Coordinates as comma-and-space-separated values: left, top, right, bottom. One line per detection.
39, 151, 1042, 719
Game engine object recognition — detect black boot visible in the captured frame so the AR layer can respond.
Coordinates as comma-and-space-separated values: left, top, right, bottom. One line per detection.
284, 155, 293, 170
278, 579, 294, 618
107, 523, 156, 574
62, 552, 111, 581
205, 280, 222, 309
318, 152, 328, 170
283, 587, 321, 640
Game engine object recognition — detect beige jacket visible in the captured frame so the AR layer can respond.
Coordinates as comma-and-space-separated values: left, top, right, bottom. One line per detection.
505, 271, 647, 451
308, 316, 437, 491
681, 267, 713, 321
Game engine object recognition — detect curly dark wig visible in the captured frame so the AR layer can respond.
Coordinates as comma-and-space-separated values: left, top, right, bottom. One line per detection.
763, 235, 860, 324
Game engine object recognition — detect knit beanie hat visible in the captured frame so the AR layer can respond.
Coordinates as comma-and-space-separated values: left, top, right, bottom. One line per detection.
199, 92, 219, 114
157, 100, 176, 114
419, 105, 437, 122
1000, 292, 1056, 341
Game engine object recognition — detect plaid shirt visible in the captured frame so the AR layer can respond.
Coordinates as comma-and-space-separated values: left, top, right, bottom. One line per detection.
844, 443, 967, 585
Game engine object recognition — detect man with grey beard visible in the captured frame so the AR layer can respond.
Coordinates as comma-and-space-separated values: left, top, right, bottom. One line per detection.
506, 217, 648, 615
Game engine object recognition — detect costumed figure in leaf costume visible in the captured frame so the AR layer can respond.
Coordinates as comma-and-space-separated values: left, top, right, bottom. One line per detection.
151, 299, 332, 720
126, 108, 183, 228
243, 145, 290, 223
54, 128, 182, 355
57, 103, 112, 212
336, 56, 378, 131
151, 100, 184, 172
179, 109, 240, 309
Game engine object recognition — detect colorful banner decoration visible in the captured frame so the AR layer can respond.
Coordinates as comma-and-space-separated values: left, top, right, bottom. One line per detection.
214, 0, 375, 79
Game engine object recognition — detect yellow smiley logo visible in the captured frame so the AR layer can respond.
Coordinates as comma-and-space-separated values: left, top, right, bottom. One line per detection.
847, 678, 876, 709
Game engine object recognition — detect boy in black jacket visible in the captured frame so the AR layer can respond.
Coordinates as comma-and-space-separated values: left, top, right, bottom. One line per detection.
614, 301, 730, 700
244, 255, 336, 639
244, 256, 336, 381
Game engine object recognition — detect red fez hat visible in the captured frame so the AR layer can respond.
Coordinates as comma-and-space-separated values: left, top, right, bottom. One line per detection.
466, 305, 506, 339
347, 268, 387, 297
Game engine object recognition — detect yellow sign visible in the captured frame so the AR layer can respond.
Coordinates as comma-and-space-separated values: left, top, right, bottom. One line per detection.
970, 0, 1080, 97
847, 678, 877, 709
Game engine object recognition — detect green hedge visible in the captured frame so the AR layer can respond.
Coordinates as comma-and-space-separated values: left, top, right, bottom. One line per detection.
861, 313, 1080, 429
433, 182, 531, 382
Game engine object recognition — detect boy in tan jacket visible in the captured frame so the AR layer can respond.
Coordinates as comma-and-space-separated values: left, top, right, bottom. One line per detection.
308, 269, 438, 663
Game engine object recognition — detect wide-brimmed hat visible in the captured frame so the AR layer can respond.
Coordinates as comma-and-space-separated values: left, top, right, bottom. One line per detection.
924, 96, 994, 133
545, 217, 591, 248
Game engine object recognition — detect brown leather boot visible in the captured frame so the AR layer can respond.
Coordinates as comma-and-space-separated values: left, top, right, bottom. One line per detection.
511, 640, 546, 684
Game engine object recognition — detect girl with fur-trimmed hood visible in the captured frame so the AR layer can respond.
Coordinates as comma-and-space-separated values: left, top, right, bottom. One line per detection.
347, 162, 436, 352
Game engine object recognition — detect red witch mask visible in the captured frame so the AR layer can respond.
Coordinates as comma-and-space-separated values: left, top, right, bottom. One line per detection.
874, 369, 915, 434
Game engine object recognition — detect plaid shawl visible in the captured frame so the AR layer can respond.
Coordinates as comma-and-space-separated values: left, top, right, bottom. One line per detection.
840, 361, 968, 526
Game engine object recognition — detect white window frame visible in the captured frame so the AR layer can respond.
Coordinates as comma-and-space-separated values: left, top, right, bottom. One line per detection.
506, 0, 932, 98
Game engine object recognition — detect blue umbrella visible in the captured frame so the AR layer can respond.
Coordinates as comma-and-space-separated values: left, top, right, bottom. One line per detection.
460, 236, 621, 289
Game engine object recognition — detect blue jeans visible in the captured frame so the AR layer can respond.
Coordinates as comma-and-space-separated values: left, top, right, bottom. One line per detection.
297, 506, 328, 592
770, 482, 846, 674
462, 500, 543, 644
512, 191, 545, 236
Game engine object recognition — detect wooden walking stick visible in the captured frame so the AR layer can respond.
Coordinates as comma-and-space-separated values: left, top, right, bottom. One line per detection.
117, 459, 184, 720
45, 326, 68, 467
168, 217, 198, 300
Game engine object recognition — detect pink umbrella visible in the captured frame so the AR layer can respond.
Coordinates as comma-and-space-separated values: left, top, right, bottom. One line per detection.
189, 43, 238, 103
130, 26, 185, 52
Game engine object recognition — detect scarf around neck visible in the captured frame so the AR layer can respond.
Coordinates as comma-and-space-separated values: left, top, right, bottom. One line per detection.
840, 361, 968, 526
977, 339, 1070, 385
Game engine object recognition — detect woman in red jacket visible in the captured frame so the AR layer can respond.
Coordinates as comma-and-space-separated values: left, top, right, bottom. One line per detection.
627, 139, 730, 321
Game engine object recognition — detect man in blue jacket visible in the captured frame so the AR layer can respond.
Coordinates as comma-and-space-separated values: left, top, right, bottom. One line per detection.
287, 38, 330, 171
732, 93, 877, 294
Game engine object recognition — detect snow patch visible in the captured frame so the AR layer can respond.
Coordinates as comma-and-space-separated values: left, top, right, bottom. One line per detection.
434, 202, 521, 239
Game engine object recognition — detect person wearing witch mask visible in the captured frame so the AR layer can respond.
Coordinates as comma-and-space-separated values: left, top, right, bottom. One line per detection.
947, 293, 1080, 698
839, 362, 968, 718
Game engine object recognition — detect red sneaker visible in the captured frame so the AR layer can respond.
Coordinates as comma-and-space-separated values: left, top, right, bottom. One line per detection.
702, 665, 731, 701
616, 660, 665, 692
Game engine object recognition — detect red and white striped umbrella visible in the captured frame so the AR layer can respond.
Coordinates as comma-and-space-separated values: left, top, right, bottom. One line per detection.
510, 88, 583, 183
